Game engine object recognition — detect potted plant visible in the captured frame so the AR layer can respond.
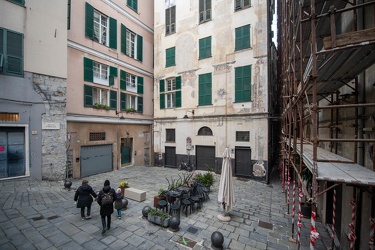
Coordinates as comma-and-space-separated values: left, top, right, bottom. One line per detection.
195, 169, 215, 191
119, 181, 129, 196
125, 108, 136, 113
147, 207, 171, 227
153, 187, 166, 208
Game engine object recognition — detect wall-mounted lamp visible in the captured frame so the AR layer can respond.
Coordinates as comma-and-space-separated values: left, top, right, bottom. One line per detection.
183, 110, 195, 119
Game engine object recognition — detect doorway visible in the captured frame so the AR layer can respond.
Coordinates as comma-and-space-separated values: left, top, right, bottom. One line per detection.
121, 138, 133, 166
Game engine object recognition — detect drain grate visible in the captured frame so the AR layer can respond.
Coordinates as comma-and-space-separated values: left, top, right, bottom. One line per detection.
187, 226, 198, 234
32, 215, 44, 221
258, 220, 273, 230
47, 215, 59, 220
176, 236, 197, 248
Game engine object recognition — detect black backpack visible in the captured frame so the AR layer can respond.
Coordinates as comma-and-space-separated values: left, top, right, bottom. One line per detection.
101, 192, 113, 206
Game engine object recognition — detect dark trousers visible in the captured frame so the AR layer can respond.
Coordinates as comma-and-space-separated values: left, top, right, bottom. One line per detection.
80, 206, 91, 217
101, 215, 111, 229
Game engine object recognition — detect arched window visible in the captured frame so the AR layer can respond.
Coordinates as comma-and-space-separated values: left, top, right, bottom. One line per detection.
198, 126, 213, 136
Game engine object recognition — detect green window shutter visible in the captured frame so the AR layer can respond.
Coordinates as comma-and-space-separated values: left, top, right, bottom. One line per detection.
121, 24, 127, 55
235, 66, 251, 102
109, 66, 117, 86
235, 26, 242, 51
110, 90, 117, 109
160, 94, 165, 109
199, 73, 212, 105
84, 84, 93, 107
6, 31, 23, 75
159, 79, 165, 92
67, 0, 71, 30
137, 96, 143, 113
120, 92, 126, 110
127, 0, 137, 12
109, 18, 117, 49
166, 47, 175, 67
176, 91, 181, 108
243, 25, 250, 49
9, 0, 25, 5
120, 70, 126, 90
85, 2, 94, 40
137, 76, 144, 94
83, 57, 93, 82
199, 36, 211, 59
176, 76, 181, 89
137, 35, 143, 62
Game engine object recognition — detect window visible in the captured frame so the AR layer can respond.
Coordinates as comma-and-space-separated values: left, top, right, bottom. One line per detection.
127, 0, 138, 12
84, 58, 117, 86
85, 3, 117, 49
235, 65, 252, 102
119, 70, 144, 113
166, 129, 175, 142
84, 84, 117, 109
165, 6, 176, 35
198, 127, 213, 136
199, 36, 211, 59
166, 47, 175, 67
89, 132, 106, 141
199, 0, 211, 23
199, 73, 212, 106
0, 28, 23, 76
235, 0, 250, 11
235, 24, 250, 51
236, 131, 250, 141
159, 76, 182, 109
0, 113, 19, 122
121, 24, 143, 61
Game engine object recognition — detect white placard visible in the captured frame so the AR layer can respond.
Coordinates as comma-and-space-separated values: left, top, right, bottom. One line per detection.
42, 122, 60, 130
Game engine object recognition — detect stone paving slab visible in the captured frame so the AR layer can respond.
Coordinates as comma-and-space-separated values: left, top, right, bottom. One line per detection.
0, 166, 331, 249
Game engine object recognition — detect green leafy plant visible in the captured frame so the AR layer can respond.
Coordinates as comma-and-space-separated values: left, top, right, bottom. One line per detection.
195, 170, 214, 188
157, 187, 165, 196
148, 207, 170, 220
125, 108, 136, 113
119, 181, 129, 188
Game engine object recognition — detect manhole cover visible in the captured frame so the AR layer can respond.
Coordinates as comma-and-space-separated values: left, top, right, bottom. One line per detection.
187, 226, 198, 234
32, 215, 44, 221
176, 236, 197, 248
236, 177, 250, 182
47, 215, 59, 220
258, 220, 273, 230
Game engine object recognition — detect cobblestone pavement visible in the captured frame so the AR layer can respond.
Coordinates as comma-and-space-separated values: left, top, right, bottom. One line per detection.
0, 166, 332, 249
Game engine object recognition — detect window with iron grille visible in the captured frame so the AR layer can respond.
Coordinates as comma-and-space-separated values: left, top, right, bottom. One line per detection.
198, 126, 213, 136
89, 132, 106, 141
236, 131, 250, 141
166, 129, 175, 142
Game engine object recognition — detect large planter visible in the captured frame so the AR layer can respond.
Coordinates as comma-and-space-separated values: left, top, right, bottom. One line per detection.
147, 213, 170, 228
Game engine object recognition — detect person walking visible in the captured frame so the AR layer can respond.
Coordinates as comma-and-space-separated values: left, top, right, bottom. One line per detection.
114, 188, 124, 219
74, 179, 97, 220
97, 180, 117, 234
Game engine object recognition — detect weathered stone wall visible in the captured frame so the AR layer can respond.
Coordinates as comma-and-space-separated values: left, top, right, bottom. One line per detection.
33, 74, 67, 181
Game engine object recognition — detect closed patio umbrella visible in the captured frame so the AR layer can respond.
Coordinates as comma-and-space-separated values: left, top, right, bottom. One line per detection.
217, 147, 235, 221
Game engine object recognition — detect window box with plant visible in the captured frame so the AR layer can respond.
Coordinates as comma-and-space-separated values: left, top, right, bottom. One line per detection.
93, 103, 111, 110
147, 207, 170, 228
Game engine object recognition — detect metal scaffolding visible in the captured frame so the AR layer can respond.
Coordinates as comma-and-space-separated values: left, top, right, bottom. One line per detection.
278, 0, 375, 249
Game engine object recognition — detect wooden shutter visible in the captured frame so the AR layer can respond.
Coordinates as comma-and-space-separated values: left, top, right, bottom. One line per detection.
6, 31, 23, 75
243, 24, 250, 49
85, 3, 94, 40
137, 35, 143, 62
84, 84, 93, 107
109, 66, 117, 86
199, 73, 211, 105
160, 94, 165, 109
176, 76, 181, 90
243, 65, 251, 101
176, 91, 181, 108
109, 18, 117, 49
120, 70, 126, 90
235, 67, 243, 102
166, 47, 175, 67
110, 90, 117, 109
137, 96, 143, 113
121, 24, 127, 55
235, 26, 242, 51
137, 76, 144, 94
120, 92, 126, 110
84, 57, 93, 82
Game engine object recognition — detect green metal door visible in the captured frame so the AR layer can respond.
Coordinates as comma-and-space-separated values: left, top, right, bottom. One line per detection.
121, 146, 131, 164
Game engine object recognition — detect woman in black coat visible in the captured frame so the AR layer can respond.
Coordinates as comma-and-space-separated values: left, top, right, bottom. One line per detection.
97, 180, 117, 234
74, 180, 97, 220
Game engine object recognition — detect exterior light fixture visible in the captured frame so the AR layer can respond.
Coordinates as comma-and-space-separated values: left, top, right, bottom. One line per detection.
183, 110, 195, 119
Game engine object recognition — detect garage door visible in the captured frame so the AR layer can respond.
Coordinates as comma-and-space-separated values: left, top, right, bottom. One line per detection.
81, 144, 113, 177
196, 146, 215, 171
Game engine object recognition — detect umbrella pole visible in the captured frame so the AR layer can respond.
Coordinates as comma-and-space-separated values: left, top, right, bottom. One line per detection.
218, 203, 231, 221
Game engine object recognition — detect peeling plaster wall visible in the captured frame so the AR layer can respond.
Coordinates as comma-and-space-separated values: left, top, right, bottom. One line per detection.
154, 0, 270, 180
